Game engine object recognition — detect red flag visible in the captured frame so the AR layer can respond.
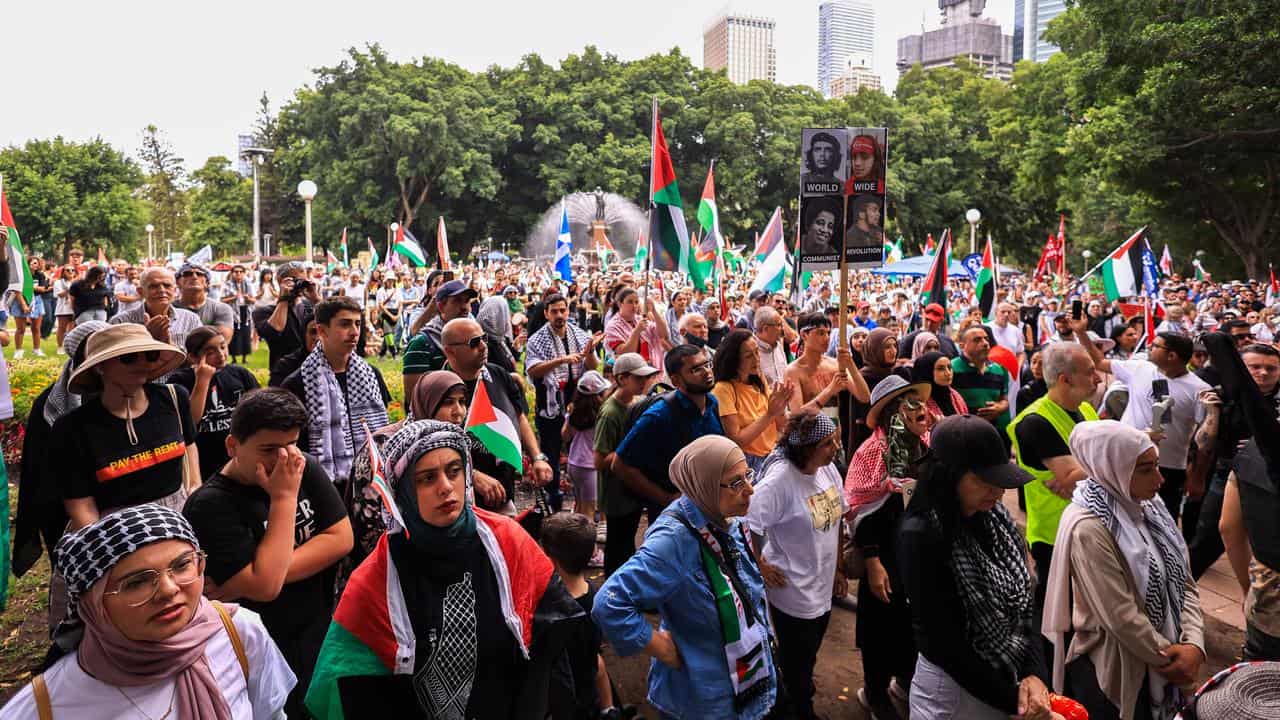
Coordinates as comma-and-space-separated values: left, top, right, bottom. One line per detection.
1268, 264, 1278, 306
1033, 233, 1063, 282
1056, 214, 1067, 278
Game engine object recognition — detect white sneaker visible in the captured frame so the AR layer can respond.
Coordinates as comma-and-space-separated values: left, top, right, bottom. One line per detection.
12, 350, 22, 359
33, 348, 46, 357
56, 348, 67, 356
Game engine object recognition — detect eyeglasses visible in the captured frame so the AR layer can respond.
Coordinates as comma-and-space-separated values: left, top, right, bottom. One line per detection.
118, 350, 162, 365
447, 335, 486, 349
104, 551, 206, 607
720, 469, 755, 491
685, 359, 713, 373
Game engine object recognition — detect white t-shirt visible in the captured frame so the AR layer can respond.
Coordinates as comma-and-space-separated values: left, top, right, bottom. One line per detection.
744, 460, 848, 620
0, 607, 295, 720
1112, 359, 1209, 470
113, 280, 143, 316
991, 322, 1025, 356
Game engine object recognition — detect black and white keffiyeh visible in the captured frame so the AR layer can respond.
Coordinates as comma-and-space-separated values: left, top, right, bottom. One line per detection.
787, 413, 837, 446
523, 322, 591, 418
946, 503, 1036, 677
301, 345, 390, 482
53, 504, 200, 621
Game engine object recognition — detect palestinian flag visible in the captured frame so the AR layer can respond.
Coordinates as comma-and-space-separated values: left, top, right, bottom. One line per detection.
362, 421, 407, 535
632, 241, 648, 273
306, 516, 554, 719
919, 229, 950, 313
465, 368, 523, 472
975, 236, 997, 322
393, 225, 427, 267
1193, 258, 1209, 282
368, 236, 380, 269
989, 343, 1022, 417
1101, 227, 1154, 301
754, 207, 784, 260
922, 233, 936, 256
1267, 264, 1278, 307
1, 185, 33, 304
691, 163, 722, 292
436, 216, 452, 271
325, 250, 341, 272
647, 99, 690, 273
750, 228, 790, 294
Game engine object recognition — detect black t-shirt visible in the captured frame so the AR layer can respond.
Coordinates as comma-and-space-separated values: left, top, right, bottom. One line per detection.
460, 363, 529, 418
182, 456, 345, 637
281, 363, 392, 454
169, 365, 261, 481
389, 535, 521, 719
68, 281, 112, 314
54, 383, 196, 509
1014, 409, 1082, 471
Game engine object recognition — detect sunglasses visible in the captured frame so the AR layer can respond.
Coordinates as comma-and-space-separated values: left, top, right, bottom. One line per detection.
178, 270, 201, 278
119, 350, 162, 365
447, 335, 486, 349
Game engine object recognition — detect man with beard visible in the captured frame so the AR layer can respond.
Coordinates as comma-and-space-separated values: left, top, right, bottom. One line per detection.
402, 279, 476, 400
525, 292, 602, 511
843, 194, 885, 251
801, 131, 843, 191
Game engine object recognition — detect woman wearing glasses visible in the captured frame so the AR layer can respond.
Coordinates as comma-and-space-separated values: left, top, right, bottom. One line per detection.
844, 375, 932, 719
49, 324, 201, 531
743, 413, 847, 720
2, 504, 294, 719
594, 435, 778, 719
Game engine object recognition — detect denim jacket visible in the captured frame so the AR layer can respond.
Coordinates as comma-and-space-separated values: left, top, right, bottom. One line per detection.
593, 496, 777, 719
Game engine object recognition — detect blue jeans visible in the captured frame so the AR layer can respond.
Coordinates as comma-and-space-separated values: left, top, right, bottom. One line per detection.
75, 309, 108, 324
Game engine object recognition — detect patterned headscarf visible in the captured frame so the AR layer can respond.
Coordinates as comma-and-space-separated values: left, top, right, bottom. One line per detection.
786, 412, 837, 446
43, 320, 110, 426
54, 504, 199, 614
380, 420, 479, 555
53, 505, 237, 720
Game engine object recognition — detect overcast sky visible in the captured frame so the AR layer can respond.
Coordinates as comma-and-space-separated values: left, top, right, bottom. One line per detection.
6, 0, 1013, 170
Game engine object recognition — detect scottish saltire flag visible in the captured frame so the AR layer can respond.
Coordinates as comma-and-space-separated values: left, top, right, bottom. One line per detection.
555, 201, 573, 283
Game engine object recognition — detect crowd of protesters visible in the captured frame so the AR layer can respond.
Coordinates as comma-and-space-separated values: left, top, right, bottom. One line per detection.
5, 243, 1280, 720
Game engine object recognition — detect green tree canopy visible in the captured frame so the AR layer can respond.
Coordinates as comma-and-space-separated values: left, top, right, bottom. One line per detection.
188, 156, 253, 257
0, 137, 145, 261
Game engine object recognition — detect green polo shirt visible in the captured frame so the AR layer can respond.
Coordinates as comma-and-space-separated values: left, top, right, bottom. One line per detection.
952, 354, 1011, 437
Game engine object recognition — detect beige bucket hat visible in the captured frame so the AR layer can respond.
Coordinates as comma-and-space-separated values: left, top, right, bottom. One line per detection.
69, 324, 187, 394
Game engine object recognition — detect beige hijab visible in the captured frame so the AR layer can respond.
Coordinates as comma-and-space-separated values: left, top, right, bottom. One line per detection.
669, 435, 747, 530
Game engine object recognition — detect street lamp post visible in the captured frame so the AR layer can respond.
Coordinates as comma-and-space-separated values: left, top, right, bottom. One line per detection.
240, 147, 273, 256
263, 233, 273, 258
1081, 249, 1094, 278
965, 208, 982, 255
297, 180, 317, 265
145, 224, 155, 260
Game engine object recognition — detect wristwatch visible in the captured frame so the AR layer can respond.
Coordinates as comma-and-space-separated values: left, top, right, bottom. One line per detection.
533, 452, 550, 463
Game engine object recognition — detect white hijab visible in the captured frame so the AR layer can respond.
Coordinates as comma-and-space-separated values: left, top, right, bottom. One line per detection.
1044, 420, 1190, 711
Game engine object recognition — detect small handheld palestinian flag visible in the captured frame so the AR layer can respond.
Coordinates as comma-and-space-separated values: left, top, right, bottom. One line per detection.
363, 421, 407, 537
976, 235, 997, 322
920, 228, 950, 314
465, 368, 523, 473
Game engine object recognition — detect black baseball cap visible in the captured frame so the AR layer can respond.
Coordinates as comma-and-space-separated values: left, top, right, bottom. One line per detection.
931, 415, 1031, 489
435, 280, 477, 303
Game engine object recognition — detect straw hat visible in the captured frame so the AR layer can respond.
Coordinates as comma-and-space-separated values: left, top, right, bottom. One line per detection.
69, 324, 186, 394
865, 375, 931, 428
1192, 661, 1280, 719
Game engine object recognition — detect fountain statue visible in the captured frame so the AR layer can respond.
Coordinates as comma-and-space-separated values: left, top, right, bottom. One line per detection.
525, 190, 648, 260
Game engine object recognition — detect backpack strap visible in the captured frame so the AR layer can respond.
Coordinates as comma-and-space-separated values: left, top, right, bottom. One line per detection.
212, 601, 250, 682
32, 674, 52, 720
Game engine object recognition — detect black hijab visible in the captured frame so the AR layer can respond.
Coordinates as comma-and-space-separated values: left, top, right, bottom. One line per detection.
913, 350, 957, 417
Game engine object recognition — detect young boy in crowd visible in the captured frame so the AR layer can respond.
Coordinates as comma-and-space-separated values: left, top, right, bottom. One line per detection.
182, 387, 354, 717
541, 512, 617, 719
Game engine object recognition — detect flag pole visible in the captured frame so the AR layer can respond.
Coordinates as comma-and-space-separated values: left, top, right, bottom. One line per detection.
838, 194, 849, 351
643, 96, 658, 308
1072, 226, 1150, 296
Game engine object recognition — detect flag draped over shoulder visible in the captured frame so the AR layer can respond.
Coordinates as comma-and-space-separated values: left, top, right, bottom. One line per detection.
691, 163, 722, 292
1101, 227, 1157, 301
647, 100, 690, 273
554, 201, 573, 283
920, 229, 950, 312
976, 236, 997, 322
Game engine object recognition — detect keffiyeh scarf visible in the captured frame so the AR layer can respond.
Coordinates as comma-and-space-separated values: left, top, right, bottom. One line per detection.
945, 503, 1036, 678
524, 322, 590, 419
301, 346, 389, 482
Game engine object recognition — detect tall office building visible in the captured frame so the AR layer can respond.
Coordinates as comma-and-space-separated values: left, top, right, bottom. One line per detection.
817, 0, 875, 97
830, 56, 883, 98
1018, 0, 1066, 63
703, 14, 777, 84
897, 0, 1014, 81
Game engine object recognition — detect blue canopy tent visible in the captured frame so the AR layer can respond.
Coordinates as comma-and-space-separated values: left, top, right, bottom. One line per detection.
486, 251, 511, 263
869, 254, 967, 277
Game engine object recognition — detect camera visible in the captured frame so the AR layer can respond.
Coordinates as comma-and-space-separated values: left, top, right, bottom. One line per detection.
289, 279, 315, 301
